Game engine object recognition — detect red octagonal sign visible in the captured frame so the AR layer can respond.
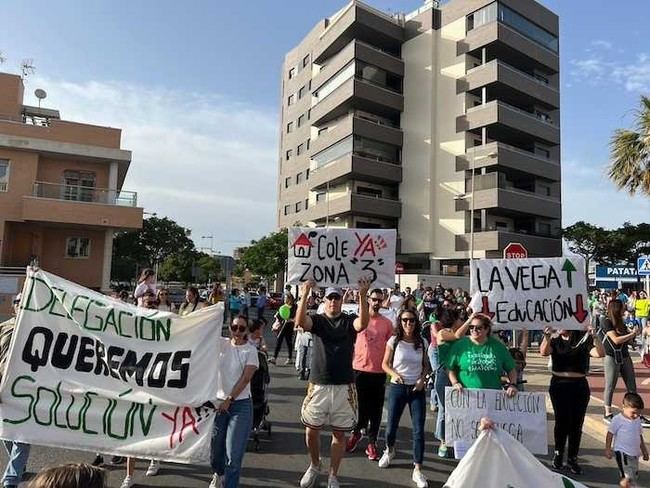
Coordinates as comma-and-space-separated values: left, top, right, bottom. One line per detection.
503, 242, 528, 259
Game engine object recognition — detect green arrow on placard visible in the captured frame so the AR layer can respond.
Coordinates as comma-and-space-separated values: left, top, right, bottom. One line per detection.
562, 259, 577, 287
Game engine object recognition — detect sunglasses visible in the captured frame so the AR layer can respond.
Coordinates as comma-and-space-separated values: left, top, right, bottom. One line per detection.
401, 317, 416, 324
230, 324, 247, 333
469, 325, 485, 332
326, 295, 342, 301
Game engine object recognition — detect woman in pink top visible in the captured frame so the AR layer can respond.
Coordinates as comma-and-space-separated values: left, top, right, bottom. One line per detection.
346, 288, 394, 461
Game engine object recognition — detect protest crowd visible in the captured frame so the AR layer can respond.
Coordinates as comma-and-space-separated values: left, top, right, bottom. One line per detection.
1, 246, 650, 488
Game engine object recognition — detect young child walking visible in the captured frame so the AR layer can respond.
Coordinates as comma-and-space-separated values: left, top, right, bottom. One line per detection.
605, 392, 649, 487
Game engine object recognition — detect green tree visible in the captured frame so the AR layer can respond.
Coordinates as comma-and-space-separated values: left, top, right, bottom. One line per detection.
608, 96, 650, 195
196, 254, 222, 283
601, 223, 650, 287
239, 229, 288, 282
562, 221, 612, 276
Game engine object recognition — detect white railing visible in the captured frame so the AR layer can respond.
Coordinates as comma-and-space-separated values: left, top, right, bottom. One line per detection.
32, 181, 138, 207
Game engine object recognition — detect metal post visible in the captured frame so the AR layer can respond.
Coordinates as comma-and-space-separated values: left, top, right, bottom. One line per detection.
469, 155, 476, 261
325, 179, 330, 228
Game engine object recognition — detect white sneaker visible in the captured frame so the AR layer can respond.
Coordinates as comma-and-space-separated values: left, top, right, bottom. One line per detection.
412, 468, 428, 488
120, 475, 134, 488
300, 462, 321, 488
146, 459, 160, 476
209, 473, 224, 488
378, 447, 395, 468
328, 475, 341, 488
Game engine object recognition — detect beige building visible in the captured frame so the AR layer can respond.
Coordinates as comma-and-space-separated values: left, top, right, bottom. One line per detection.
277, 0, 562, 275
0, 72, 142, 310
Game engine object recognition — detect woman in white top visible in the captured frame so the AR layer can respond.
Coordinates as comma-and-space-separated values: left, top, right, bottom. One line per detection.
378, 308, 430, 488
178, 287, 206, 316
209, 315, 259, 488
156, 288, 176, 313
133, 268, 156, 306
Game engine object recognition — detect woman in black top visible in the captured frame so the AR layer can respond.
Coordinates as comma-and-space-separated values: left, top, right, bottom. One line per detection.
270, 294, 297, 365
540, 326, 604, 475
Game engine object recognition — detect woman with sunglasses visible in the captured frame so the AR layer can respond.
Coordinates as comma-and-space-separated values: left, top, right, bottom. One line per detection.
447, 314, 518, 396
209, 316, 259, 488
378, 309, 430, 488
156, 288, 176, 313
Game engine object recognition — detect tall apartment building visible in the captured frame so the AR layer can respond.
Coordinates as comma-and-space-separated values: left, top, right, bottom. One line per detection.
277, 0, 562, 275
0, 72, 142, 299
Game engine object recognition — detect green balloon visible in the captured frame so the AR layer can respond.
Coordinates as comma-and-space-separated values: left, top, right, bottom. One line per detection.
279, 304, 291, 320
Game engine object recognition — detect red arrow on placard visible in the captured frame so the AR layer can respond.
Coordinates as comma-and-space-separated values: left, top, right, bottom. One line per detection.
573, 295, 589, 323
481, 296, 495, 319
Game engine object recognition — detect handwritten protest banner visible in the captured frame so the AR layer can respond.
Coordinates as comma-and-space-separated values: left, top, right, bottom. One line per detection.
287, 227, 396, 288
0, 269, 223, 463
444, 387, 547, 455
469, 257, 589, 330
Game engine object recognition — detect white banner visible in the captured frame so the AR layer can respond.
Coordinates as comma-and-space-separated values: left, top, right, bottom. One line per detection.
469, 257, 589, 330
287, 227, 396, 289
444, 387, 547, 455
0, 269, 223, 463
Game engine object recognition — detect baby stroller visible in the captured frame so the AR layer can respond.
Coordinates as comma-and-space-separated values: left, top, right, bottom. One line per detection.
294, 330, 313, 381
249, 350, 272, 451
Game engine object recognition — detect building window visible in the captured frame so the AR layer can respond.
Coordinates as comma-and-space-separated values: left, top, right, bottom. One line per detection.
63, 170, 96, 202
535, 145, 551, 159
307, 109, 311, 120
284, 205, 291, 215
538, 183, 552, 196
289, 67, 296, 79
287, 121, 294, 133
303, 54, 310, 68
314, 61, 355, 102
0, 159, 9, 192
288, 94, 295, 106
65, 237, 91, 259
466, 2, 497, 31
295, 201, 302, 212
305, 198, 309, 210
296, 172, 304, 184
357, 186, 383, 198
297, 143, 304, 155
306, 168, 310, 179
539, 222, 552, 235
306, 138, 311, 150
356, 61, 402, 92
285, 176, 291, 188
318, 127, 328, 136
316, 191, 326, 202
312, 135, 353, 168
299, 86, 306, 99
354, 136, 400, 163
286, 149, 293, 160
297, 114, 305, 127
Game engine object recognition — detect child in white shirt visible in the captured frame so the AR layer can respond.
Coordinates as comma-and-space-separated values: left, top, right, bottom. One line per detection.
606, 392, 649, 487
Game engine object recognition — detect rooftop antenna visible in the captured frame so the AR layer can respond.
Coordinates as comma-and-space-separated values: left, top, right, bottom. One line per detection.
20, 59, 36, 80
34, 88, 47, 108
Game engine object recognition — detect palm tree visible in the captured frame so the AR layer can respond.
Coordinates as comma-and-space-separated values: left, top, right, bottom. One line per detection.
608, 95, 650, 195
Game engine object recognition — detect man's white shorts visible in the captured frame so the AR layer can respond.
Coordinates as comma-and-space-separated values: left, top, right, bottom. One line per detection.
301, 383, 358, 432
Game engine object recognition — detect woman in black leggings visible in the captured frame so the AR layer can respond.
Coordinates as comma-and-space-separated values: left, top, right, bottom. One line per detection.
540, 326, 605, 475
270, 295, 296, 365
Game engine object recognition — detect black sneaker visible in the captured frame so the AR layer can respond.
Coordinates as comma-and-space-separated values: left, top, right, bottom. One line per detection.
603, 414, 613, 424
567, 458, 583, 475
640, 416, 650, 428
552, 451, 563, 470
91, 455, 104, 466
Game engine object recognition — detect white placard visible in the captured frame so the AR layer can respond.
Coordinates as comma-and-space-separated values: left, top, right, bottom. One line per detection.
287, 227, 396, 289
469, 257, 589, 330
444, 387, 547, 455
0, 269, 224, 464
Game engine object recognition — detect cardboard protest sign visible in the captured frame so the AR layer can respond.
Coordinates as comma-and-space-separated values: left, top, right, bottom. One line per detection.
0, 269, 223, 463
287, 227, 396, 288
444, 387, 547, 455
469, 257, 589, 330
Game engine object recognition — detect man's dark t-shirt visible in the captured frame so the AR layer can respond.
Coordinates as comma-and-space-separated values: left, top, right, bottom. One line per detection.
310, 313, 358, 385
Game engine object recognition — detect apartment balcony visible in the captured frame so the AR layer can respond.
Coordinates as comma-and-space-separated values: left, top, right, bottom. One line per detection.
307, 192, 401, 222
313, 2, 403, 64
455, 230, 562, 257
456, 142, 560, 180
454, 179, 561, 219
459, 21, 559, 73
457, 100, 560, 145
22, 182, 143, 229
311, 77, 403, 126
312, 40, 404, 93
458, 59, 559, 109
309, 153, 402, 190
310, 115, 402, 156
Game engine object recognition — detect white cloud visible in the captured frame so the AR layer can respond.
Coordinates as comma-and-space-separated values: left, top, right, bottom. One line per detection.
26, 77, 279, 254
569, 49, 650, 93
591, 40, 613, 50
612, 53, 650, 92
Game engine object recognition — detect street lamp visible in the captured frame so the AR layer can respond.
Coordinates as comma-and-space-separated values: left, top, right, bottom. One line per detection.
469, 151, 497, 261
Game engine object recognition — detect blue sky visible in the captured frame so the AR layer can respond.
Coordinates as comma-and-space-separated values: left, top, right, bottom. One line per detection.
1, 0, 649, 254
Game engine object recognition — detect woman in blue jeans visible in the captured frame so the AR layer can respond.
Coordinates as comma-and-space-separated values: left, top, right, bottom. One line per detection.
210, 315, 259, 488
378, 308, 431, 488
434, 308, 468, 458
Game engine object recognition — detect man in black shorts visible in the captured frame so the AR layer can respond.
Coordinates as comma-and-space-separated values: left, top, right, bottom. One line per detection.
296, 278, 370, 488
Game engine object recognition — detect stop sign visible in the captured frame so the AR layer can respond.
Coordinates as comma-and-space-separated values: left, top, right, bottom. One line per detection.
395, 262, 405, 274
503, 242, 528, 259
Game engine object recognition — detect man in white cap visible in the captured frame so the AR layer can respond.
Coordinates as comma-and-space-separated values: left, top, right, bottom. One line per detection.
0, 294, 31, 488
296, 278, 370, 488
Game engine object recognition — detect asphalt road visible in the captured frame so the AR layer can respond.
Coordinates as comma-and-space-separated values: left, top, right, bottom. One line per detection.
0, 325, 646, 487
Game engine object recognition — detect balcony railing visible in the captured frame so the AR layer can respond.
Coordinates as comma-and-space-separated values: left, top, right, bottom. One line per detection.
466, 60, 558, 92
32, 181, 138, 207
466, 141, 558, 165
467, 100, 558, 127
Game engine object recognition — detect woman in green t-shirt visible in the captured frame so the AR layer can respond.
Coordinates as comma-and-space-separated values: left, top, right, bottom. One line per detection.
447, 314, 518, 397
